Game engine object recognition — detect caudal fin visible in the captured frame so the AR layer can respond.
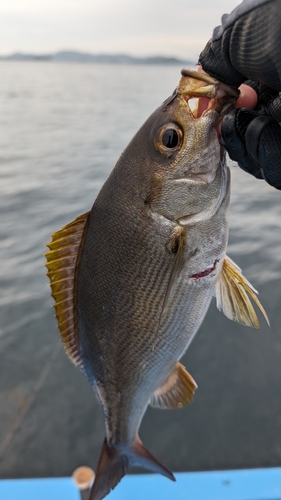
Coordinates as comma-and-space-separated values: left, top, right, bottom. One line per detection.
89, 437, 175, 500
131, 435, 175, 481
88, 439, 129, 500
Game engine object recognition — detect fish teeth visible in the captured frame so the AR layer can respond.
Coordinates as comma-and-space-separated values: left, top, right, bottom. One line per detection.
187, 97, 199, 117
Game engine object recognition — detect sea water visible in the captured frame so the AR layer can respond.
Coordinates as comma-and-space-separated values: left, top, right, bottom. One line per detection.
0, 62, 281, 478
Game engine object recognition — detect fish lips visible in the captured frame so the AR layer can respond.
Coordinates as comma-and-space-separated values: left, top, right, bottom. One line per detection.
178, 68, 239, 121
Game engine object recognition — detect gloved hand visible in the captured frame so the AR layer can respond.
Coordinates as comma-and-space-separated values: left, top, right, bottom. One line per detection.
199, 0, 281, 190
221, 82, 281, 190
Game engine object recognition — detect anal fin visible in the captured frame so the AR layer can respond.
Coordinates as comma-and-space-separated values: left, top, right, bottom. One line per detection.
150, 362, 197, 409
216, 255, 269, 328
45, 212, 90, 375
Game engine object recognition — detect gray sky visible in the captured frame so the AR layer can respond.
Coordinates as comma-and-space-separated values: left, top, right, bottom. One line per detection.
1, 0, 240, 59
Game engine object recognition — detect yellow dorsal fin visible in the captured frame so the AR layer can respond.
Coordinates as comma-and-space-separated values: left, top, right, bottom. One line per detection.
45, 212, 90, 375
150, 362, 197, 409
216, 256, 269, 328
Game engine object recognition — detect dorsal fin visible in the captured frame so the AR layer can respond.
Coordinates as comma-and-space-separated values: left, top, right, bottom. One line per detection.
45, 212, 90, 376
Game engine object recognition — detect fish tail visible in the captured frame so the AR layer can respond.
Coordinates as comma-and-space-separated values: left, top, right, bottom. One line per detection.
88, 438, 129, 500
89, 436, 175, 500
131, 435, 176, 481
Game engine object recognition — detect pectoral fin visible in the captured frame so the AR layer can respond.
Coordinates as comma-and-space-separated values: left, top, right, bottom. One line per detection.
45, 212, 90, 375
162, 227, 186, 315
216, 256, 269, 328
150, 362, 197, 409
151, 228, 186, 350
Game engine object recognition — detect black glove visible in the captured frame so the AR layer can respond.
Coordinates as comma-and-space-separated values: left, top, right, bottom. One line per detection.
199, 0, 281, 190
221, 82, 281, 190
199, 1, 281, 91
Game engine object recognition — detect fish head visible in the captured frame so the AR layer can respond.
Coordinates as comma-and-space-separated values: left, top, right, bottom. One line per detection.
153, 68, 238, 182
137, 69, 239, 223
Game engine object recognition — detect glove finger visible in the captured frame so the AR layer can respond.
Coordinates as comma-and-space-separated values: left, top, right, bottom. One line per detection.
199, 32, 246, 87
245, 115, 281, 189
266, 95, 281, 123
221, 109, 263, 179
243, 81, 279, 107
234, 108, 258, 140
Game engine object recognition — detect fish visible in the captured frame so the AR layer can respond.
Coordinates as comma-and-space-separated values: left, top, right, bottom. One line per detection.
45, 69, 269, 500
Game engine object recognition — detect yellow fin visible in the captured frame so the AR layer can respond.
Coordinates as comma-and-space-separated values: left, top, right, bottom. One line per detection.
216, 256, 269, 328
150, 362, 197, 409
45, 212, 90, 374
162, 227, 186, 315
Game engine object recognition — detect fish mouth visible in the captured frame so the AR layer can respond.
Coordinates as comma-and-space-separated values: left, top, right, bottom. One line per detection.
178, 69, 239, 119
189, 259, 219, 280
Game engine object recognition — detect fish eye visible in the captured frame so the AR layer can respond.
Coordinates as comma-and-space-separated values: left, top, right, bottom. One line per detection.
155, 124, 183, 157
162, 129, 179, 148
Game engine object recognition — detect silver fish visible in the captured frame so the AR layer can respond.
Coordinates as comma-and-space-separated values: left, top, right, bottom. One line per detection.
45, 69, 268, 500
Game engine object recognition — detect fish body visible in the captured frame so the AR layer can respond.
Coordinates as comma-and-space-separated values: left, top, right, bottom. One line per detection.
45, 70, 268, 500
77, 119, 229, 437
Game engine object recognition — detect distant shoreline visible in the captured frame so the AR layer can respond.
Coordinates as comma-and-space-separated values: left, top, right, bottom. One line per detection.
0, 50, 194, 66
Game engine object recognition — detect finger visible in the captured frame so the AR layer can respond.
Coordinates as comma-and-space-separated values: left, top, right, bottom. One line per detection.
266, 95, 281, 122
236, 84, 258, 109
221, 110, 281, 189
220, 110, 263, 179
246, 116, 281, 189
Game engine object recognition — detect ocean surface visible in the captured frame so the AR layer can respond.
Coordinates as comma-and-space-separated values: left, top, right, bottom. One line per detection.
0, 61, 281, 480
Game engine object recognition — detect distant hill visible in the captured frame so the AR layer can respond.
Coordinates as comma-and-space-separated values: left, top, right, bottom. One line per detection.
0, 50, 194, 66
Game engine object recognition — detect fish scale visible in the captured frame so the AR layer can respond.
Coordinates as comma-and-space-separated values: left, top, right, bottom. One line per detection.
45, 69, 268, 500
